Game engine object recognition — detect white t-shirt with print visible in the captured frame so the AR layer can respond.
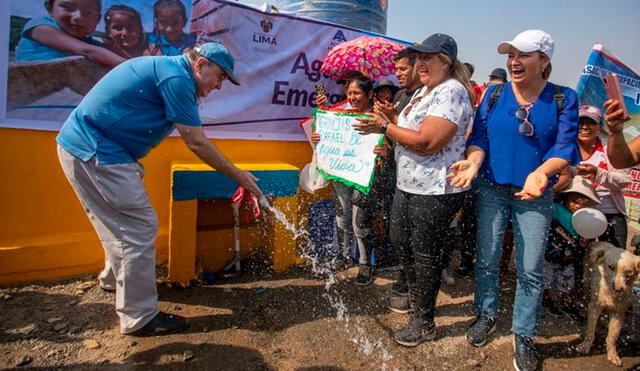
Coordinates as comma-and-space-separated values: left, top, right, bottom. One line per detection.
394, 78, 474, 195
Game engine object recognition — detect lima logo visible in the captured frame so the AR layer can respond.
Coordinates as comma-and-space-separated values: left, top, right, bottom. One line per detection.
328, 30, 347, 50
253, 17, 277, 45
260, 18, 273, 33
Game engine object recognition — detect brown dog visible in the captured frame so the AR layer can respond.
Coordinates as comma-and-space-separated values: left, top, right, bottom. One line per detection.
577, 241, 640, 366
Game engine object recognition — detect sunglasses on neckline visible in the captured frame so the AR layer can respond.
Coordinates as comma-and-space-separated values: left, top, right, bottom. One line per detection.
402, 92, 427, 116
515, 105, 534, 137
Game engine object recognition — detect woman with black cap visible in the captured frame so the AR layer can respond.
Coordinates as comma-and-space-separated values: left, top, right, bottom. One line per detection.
354, 33, 474, 346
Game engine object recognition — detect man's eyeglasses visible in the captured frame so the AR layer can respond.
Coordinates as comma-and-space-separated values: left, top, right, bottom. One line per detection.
515, 105, 534, 137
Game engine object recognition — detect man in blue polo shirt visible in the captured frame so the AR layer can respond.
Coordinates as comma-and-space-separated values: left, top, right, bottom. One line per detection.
56, 42, 263, 336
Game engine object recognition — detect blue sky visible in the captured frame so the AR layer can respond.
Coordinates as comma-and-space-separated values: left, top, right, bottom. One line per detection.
238, 0, 640, 88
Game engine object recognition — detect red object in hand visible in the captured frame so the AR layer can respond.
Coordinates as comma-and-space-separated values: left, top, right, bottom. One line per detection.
232, 186, 261, 218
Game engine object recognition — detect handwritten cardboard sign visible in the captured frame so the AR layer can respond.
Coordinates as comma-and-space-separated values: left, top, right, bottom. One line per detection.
313, 109, 382, 193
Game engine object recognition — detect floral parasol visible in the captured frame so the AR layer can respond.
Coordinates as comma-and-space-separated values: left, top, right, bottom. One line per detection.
320, 35, 407, 80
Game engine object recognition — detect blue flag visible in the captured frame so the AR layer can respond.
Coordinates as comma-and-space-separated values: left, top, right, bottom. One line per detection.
577, 43, 640, 140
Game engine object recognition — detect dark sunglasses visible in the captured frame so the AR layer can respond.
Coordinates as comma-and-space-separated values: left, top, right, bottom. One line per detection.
515, 105, 534, 137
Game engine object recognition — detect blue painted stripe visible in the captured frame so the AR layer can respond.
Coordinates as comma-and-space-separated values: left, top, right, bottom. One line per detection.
172, 169, 299, 201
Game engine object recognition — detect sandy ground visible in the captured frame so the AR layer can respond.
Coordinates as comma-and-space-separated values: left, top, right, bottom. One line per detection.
1, 259, 639, 371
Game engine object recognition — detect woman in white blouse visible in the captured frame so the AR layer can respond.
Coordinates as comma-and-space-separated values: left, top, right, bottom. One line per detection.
354, 33, 474, 347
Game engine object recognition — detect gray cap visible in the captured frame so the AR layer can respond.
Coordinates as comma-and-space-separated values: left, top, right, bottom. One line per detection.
560, 175, 601, 204
373, 79, 399, 94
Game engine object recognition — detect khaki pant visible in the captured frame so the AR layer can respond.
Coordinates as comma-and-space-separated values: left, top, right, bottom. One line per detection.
57, 145, 159, 333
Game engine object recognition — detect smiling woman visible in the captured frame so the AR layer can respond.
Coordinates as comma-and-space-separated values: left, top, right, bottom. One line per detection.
576, 105, 631, 248
448, 29, 580, 371
353, 33, 475, 348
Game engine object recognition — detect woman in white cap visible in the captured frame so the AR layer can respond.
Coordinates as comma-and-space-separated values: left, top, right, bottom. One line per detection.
576, 105, 631, 247
448, 30, 579, 371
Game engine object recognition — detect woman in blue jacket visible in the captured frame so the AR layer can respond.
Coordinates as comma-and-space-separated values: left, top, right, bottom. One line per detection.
448, 29, 579, 371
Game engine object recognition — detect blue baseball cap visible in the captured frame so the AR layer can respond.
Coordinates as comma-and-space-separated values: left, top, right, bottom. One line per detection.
409, 33, 457, 62
489, 68, 507, 80
193, 42, 240, 85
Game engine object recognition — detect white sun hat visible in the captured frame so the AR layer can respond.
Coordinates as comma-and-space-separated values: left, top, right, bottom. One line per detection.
497, 29, 554, 59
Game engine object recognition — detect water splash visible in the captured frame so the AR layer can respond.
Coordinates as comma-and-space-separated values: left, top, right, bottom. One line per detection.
259, 197, 393, 366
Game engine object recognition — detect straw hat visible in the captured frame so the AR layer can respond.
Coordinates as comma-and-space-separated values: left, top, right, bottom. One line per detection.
560, 175, 601, 204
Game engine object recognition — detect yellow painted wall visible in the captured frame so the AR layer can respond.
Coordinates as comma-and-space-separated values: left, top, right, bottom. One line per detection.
0, 128, 321, 285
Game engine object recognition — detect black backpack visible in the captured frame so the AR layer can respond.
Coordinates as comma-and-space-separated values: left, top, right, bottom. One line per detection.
488, 83, 565, 112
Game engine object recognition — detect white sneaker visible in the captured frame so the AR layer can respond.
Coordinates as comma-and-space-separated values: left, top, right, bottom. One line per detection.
442, 269, 455, 286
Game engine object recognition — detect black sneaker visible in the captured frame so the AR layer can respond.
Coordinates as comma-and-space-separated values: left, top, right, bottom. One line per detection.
129, 312, 188, 337
388, 294, 413, 314
391, 278, 408, 296
513, 334, 539, 371
466, 316, 496, 347
354, 265, 374, 286
393, 316, 436, 347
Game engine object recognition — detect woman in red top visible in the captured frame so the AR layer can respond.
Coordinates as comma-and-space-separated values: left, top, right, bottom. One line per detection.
575, 105, 631, 247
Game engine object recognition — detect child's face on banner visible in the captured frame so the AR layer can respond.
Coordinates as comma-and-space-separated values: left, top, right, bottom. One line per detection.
156, 5, 186, 43
48, 0, 101, 38
107, 11, 142, 49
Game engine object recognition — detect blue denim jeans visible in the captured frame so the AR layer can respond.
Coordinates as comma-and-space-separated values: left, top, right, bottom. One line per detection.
474, 178, 553, 337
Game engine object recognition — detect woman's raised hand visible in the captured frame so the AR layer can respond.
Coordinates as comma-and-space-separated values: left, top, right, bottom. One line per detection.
315, 93, 328, 108
603, 99, 630, 134
447, 160, 479, 188
515, 171, 548, 200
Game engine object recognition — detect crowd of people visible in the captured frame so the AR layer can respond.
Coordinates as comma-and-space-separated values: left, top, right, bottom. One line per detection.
311, 29, 635, 371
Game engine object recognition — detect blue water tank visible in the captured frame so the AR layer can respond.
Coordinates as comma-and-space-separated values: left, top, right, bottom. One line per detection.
276, 0, 388, 34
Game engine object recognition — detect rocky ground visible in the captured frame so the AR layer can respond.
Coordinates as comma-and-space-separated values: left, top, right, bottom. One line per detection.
1, 259, 639, 371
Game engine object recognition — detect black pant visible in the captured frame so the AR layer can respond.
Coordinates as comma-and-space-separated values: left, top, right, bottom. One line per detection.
353, 159, 397, 266
599, 213, 628, 248
440, 188, 477, 271
390, 189, 466, 323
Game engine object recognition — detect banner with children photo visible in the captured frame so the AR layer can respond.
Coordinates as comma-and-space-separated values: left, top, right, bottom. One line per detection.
576, 43, 640, 233
3, 0, 408, 140
6, 0, 196, 123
